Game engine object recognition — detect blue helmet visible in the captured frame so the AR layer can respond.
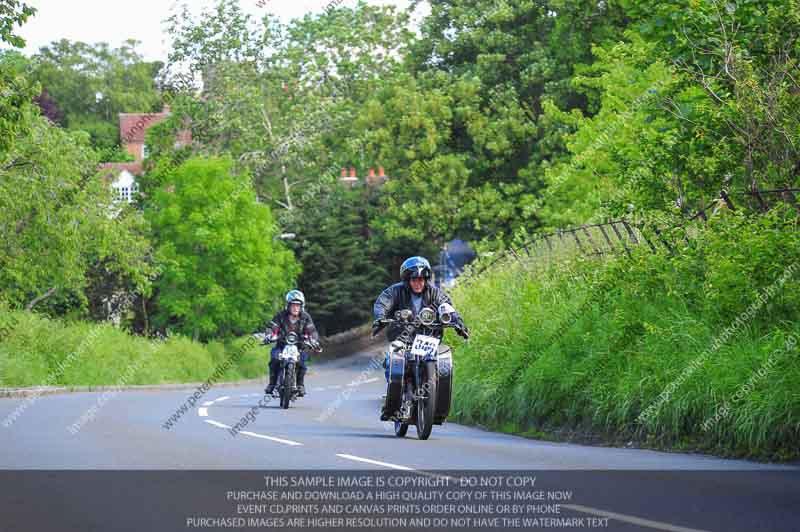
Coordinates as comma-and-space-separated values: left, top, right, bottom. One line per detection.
400, 256, 432, 282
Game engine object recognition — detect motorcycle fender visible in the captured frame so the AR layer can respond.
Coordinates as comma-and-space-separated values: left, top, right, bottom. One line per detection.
434, 344, 453, 425
385, 349, 405, 417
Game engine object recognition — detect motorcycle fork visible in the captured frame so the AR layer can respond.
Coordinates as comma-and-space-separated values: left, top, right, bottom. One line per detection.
398, 358, 416, 418
413, 358, 426, 400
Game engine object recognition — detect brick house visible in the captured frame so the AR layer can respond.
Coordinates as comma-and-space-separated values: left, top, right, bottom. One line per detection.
98, 105, 192, 203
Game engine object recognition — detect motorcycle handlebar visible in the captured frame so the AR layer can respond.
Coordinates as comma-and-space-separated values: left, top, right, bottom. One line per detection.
377, 318, 459, 330
259, 335, 322, 352
373, 319, 468, 342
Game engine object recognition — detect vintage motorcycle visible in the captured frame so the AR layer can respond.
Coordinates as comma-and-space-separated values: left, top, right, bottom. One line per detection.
377, 303, 466, 439
264, 331, 321, 409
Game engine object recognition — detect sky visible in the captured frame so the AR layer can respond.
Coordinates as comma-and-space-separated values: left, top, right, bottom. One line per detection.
13, 0, 425, 61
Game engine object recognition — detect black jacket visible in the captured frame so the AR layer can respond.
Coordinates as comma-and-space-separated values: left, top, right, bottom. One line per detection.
372, 282, 458, 341
267, 309, 319, 349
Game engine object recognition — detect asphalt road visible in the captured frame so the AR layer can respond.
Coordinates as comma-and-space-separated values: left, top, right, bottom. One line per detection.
1, 345, 798, 532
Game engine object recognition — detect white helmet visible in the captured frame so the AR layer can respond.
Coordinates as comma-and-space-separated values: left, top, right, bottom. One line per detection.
285, 289, 305, 311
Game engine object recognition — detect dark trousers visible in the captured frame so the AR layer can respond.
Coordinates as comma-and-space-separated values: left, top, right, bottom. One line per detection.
268, 346, 309, 385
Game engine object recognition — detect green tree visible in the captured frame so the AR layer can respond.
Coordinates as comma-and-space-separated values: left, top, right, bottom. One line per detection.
408, 0, 630, 186
163, 0, 413, 211
283, 184, 387, 335
147, 156, 299, 341
539, 0, 800, 227
0, 0, 35, 48
0, 61, 154, 315
30, 39, 163, 151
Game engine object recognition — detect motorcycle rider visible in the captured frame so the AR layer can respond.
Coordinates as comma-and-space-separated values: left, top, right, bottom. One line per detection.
264, 290, 319, 397
373, 256, 470, 340
372, 257, 469, 419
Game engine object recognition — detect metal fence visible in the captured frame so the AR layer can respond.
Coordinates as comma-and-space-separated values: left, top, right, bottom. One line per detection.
459, 185, 800, 287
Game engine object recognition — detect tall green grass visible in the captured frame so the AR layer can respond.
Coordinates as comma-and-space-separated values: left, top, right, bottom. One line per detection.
450, 207, 800, 461
0, 306, 267, 388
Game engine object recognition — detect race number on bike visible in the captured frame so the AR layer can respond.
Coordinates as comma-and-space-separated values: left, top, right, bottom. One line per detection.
410, 335, 440, 358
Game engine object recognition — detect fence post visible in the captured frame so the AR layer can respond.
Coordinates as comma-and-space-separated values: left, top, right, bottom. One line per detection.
652, 225, 674, 254
627, 220, 657, 253
752, 182, 768, 212
720, 189, 736, 211
570, 229, 585, 254
581, 226, 601, 256
598, 223, 616, 253
610, 222, 632, 257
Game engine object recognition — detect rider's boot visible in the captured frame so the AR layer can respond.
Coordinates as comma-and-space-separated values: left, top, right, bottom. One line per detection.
265, 372, 277, 395
296, 367, 306, 397
380, 394, 391, 421
265, 359, 280, 395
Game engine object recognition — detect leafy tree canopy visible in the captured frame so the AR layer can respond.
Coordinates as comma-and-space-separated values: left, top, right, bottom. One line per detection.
30, 39, 163, 151
0, 0, 35, 48
146, 156, 299, 340
0, 62, 154, 315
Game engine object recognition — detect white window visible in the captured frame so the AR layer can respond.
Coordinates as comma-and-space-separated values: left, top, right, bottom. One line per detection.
111, 170, 138, 205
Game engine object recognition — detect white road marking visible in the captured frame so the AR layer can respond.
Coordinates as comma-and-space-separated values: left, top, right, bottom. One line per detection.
240, 431, 303, 446
313, 387, 325, 392
216, 396, 230, 402
336, 454, 413, 471
563, 504, 711, 532
195, 385, 705, 532
341, 377, 381, 388
204, 420, 231, 429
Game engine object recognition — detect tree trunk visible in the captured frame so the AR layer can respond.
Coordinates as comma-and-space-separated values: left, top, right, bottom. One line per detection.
26, 286, 57, 311
142, 297, 150, 337
283, 173, 293, 210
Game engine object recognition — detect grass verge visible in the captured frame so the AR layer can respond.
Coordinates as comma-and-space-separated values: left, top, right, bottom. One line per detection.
0, 307, 267, 388
449, 207, 800, 461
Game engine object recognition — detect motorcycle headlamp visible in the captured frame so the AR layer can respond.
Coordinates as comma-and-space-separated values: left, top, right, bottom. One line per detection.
418, 307, 435, 326
438, 303, 457, 325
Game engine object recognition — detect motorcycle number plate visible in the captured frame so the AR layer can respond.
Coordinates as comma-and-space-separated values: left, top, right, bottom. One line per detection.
411, 335, 440, 358
281, 346, 299, 360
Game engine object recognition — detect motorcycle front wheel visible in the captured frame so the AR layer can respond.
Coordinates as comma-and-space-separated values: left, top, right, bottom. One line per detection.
281, 363, 295, 410
416, 361, 437, 440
